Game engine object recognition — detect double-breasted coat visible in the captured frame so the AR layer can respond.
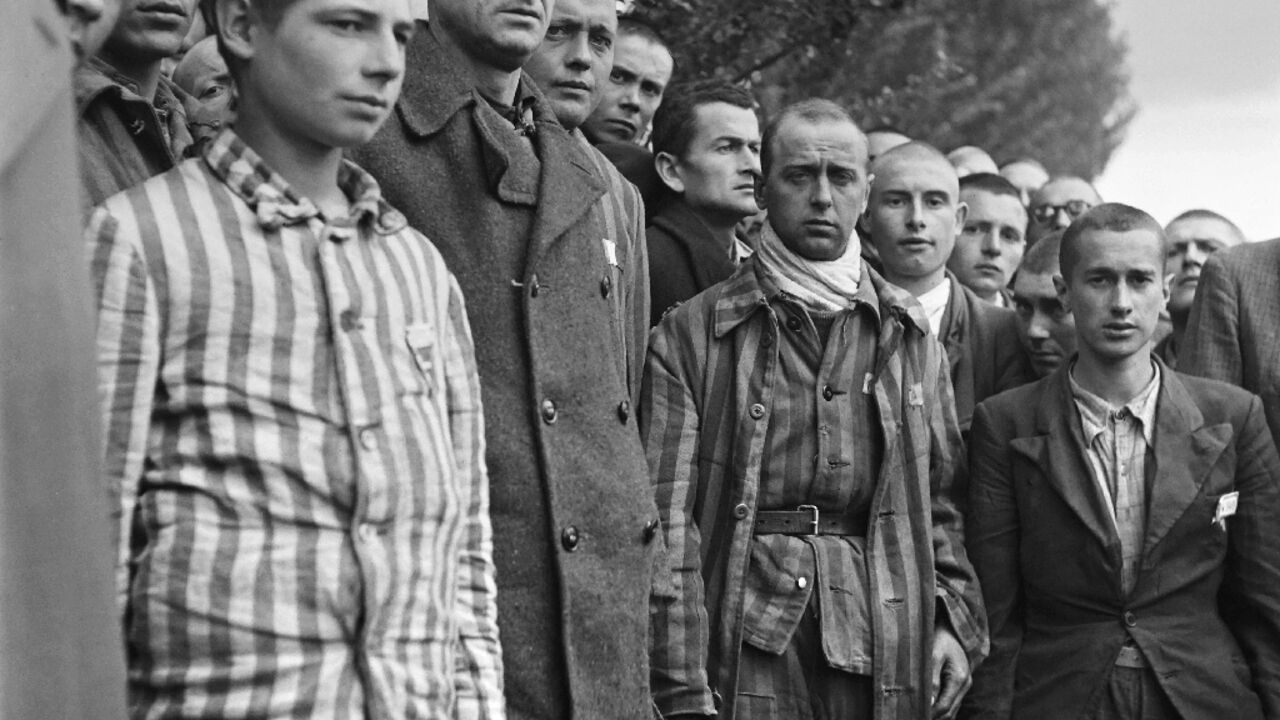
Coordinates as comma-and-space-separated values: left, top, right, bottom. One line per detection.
641, 259, 988, 719
964, 363, 1280, 720
351, 25, 660, 720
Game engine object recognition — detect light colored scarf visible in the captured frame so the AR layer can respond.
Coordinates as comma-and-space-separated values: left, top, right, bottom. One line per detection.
755, 221, 863, 312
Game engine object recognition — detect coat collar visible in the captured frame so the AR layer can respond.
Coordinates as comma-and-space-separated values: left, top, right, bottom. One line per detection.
1011, 357, 1231, 562
710, 257, 928, 339
395, 24, 604, 266
651, 198, 736, 290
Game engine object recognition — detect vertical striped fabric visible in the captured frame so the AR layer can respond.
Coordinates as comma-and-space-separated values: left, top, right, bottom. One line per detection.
642, 259, 988, 719
737, 279, 883, 675
87, 129, 503, 720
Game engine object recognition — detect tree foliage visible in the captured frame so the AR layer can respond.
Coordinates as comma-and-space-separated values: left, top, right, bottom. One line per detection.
634, 0, 1134, 179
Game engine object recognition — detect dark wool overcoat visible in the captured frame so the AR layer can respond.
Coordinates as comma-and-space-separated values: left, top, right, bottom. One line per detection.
352, 24, 660, 720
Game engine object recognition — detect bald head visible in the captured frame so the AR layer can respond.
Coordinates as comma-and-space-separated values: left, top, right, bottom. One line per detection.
863, 142, 967, 296
947, 145, 998, 178
1028, 175, 1102, 243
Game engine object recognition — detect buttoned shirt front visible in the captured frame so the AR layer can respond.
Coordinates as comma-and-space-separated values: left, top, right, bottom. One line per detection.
1069, 362, 1161, 596
88, 129, 502, 719
741, 268, 884, 675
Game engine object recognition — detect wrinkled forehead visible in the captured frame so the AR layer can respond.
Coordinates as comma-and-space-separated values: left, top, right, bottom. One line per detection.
771, 119, 867, 169
548, 0, 618, 30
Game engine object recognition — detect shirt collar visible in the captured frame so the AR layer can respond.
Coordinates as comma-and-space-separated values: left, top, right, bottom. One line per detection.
73, 57, 186, 116
1069, 360, 1162, 446
202, 128, 406, 235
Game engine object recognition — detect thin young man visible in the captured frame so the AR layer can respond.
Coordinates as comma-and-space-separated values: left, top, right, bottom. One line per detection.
862, 142, 1032, 430
88, 0, 504, 715
965, 203, 1280, 720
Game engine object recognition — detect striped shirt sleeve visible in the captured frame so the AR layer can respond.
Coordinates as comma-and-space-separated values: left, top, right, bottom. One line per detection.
442, 271, 504, 719
86, 204, 161, 608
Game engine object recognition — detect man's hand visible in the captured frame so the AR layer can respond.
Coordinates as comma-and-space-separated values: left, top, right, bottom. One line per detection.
931, 624, 971, 719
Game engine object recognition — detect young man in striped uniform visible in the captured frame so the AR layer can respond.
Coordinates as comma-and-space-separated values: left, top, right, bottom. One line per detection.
86, 0, 504, 717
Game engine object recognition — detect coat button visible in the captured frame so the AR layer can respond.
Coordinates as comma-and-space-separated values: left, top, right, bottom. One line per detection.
541, 399, 558, 424
796, 576, 808, 590
749, 403, 766, 420
561, 525, 580, 552
823, 385, 835, 401
358, 427, 377, 451
785, 316, 803, 332
1123, 611, 1137, 627
339, 309, 360, 332
617, 399, 631, 423
733, 503, 750, 520
529, 273, 540, 298
643, 518, 660, 543
600, 275, 613, 298
761, 332, 774, 347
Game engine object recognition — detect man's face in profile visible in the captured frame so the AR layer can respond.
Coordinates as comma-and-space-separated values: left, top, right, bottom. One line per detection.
581, 32, 673, 144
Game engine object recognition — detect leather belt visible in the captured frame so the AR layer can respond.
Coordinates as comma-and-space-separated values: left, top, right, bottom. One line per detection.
753, 505, 866, 536
1114, 643, 1147, 668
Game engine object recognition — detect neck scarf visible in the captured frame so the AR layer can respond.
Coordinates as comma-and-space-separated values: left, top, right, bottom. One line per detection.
755, 221, 863, 312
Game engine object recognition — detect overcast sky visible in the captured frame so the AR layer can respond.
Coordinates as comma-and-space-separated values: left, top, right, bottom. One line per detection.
1096, 0, 1280, 240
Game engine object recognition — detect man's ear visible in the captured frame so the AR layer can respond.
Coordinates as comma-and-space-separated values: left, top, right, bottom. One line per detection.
653, 151, 685, 195
953, 200, 969, 237
1053, 273, 1070, 312
1162, 271, 1174, 304
215, 0, 256, 67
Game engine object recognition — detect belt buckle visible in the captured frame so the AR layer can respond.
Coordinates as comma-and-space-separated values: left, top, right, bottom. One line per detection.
797, 505, 819, 535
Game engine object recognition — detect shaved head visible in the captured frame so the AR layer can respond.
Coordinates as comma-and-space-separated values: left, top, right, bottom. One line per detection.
872, 142, 959, 196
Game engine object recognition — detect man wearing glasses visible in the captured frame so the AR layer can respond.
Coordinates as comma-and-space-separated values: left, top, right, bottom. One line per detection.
1027, 176, 1102, 245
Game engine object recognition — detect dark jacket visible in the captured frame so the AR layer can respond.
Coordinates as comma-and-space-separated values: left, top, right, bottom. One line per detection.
351, 25, 659, 720
646, 198, 738, 326
1182, 237, 1280, 452
965, 363, 1280, 720
74, 58, 192, 208
940, 275, 1037, 431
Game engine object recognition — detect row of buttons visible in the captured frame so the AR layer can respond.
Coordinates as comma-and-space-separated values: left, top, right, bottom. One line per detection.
521, 273, 615, 300
560, 518, 662, 552
540, 399, 632, 425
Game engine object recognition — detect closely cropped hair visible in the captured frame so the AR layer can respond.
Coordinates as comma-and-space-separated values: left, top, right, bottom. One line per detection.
999, 157, 1047, 173
1019, 229, 1064, 276
617, 16, 669, 50
761, 98, 860, 177
1059, 203, 1166, 281
959, 172, 1023, 202
1167, 208, 1247, 242
650, 80, 756, 160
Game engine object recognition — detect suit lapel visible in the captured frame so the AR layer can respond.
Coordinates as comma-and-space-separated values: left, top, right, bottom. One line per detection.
1011, 370, 1121, 552
1141, 368, 1231, 558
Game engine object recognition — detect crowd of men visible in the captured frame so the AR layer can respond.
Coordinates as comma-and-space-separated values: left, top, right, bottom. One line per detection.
15, 0, 1280, 718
